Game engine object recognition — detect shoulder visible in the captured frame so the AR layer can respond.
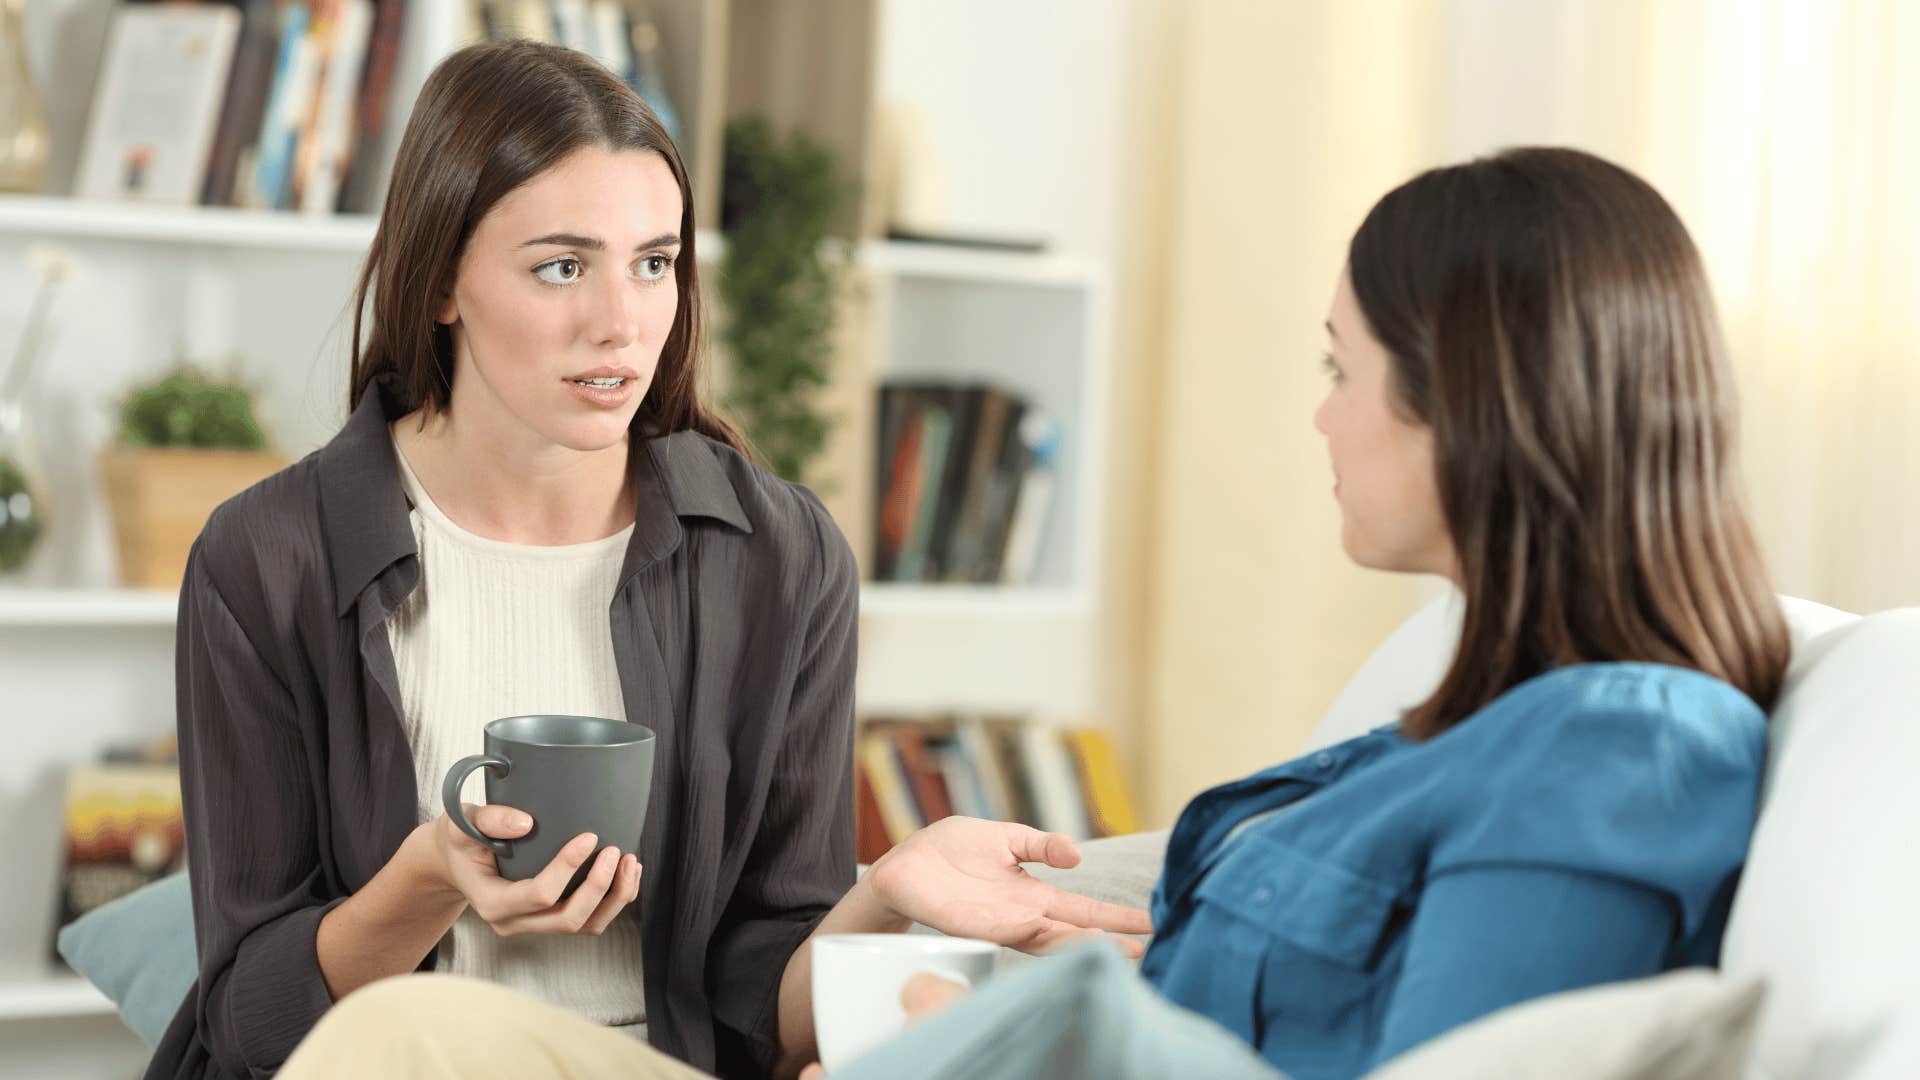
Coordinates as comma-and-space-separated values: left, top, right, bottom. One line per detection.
189, 451, 329, 624
1427, 663, 1767, 920
1450, 663, 1767, 785
691, 434, 857, 602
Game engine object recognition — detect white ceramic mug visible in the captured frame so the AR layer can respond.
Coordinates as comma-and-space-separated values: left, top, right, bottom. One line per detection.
811, 933, 999, 1069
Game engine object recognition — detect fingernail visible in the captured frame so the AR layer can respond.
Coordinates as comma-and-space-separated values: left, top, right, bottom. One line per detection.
572, 833, 598, 855
511, 813, 532, 829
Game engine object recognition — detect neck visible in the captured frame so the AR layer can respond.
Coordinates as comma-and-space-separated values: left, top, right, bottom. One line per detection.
392, 406, 636, 546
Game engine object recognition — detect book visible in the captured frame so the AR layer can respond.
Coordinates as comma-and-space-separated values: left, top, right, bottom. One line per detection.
75, 5, 243, 205
954, 715, 1015, 822
1016, 725, 1094, 840
857, 730, 922, 844
998, 412, 1061, 584
296, 0, 375, 213
1064, 729, 1140, 837
335, 0, 405, 213
891, 727, 956, 824
874, 394, 925, 580
244, 2, 316, 209
51, 762, 186, 965
924, 385, 986, 580
853, 762, 891, 865
931, 737, 990, 820
944, 387, 1019, 583
200, 0, 284, 207
894, 393, 952, 581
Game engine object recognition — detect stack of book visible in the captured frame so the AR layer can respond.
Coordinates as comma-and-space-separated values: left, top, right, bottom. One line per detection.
873, 381, 1060, 584
77, 0, 408, 212
854, 718, 1138, 864
73, 0, 676, 213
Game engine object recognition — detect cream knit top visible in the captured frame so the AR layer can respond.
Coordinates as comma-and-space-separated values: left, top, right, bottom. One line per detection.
385, 427, 647, 1029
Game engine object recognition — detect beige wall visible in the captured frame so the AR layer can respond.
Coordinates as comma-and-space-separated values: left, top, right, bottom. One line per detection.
1120, 1, 1445, 828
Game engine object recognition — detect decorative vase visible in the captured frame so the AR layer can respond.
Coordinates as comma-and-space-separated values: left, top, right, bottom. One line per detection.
0, 397, 47, 575
0, 0, 51, 195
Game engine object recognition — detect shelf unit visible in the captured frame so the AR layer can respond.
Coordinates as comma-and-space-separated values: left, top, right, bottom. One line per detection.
0, 1, 1111, 1072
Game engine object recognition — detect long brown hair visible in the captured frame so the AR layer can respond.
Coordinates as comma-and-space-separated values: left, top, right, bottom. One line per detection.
1349, 147, 1790, 738
346, 40, 743, 450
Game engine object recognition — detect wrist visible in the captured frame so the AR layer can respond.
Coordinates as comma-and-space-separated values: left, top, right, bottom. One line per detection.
401, 821, 466, 909
837, 872, 913, 935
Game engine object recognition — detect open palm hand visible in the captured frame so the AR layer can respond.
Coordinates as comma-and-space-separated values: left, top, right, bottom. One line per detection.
863, 816, 1153, 957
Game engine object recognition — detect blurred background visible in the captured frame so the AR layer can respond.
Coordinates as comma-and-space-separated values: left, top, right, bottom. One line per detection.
0, 1, 1915, 1072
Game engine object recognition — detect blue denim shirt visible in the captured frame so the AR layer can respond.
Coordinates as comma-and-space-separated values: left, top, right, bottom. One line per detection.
1140, 662, 1766, 1080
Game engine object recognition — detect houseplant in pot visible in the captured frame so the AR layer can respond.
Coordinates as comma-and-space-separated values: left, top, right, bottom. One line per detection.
99, 366, 284, 589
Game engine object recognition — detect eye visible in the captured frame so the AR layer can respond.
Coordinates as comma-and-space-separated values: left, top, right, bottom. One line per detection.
1321, 351, 1344, 384
533, 257, 583, 285
637, 254, 674, 282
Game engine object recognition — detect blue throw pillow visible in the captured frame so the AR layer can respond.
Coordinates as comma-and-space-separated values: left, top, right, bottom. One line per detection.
55, 871, 196, 1048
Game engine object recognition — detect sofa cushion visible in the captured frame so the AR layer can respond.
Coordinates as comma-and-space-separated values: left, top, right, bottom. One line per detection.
1363, 968, 1767, 1080
1304, 593, 1857, 751
54, 870, 196, 1048
1720, 609, 1920, 1080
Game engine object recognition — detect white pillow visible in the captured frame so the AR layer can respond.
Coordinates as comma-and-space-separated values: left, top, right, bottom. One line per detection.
1720, 608, 1920, 1080
1363, 969, 1767, 1080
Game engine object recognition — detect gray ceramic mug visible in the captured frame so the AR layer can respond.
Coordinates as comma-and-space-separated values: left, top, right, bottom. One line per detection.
441, 715, 656, 898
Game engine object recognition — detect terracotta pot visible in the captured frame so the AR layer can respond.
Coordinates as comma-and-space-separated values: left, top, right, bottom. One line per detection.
99, 446, 286, 590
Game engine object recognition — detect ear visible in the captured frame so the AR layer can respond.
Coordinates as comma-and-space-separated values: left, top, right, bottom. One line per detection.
435, 290, 458, 326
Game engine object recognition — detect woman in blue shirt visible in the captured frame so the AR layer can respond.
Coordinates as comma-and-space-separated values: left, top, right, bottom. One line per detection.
281, 146, 1789, 1080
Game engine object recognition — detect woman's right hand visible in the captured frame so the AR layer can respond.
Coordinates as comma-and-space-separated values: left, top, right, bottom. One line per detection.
420, 804, 641, 937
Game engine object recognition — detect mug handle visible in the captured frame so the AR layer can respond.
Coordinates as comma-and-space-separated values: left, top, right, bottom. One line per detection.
442, 754, 513, 856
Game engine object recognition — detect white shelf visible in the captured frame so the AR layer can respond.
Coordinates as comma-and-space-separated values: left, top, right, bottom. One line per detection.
0, 195, 1095, 286
0, 969, 114, 1022
0, 584, 1084, 628
856, 238, 1100, 287
0, 193, 381, 253
0, 588, 177, 628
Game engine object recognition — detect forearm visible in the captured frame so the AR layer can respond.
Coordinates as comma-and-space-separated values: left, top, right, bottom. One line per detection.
772, 875, 911, 1077
314, 824, 468, 1001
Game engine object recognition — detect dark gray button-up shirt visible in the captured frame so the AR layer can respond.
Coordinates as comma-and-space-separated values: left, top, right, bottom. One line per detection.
148, 376, 858, 1079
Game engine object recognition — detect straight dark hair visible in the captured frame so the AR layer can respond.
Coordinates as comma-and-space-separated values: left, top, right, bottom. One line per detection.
346, 40, 743, 451
1349, 147, 1791, 739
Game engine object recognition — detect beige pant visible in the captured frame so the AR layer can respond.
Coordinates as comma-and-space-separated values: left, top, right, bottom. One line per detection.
280, 974, 714, 1080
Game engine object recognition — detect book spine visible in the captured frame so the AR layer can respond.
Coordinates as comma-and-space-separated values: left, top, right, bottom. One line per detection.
924, 385, 984, 581
247, 3, 313, 209
335, 0, 404, 213
201, 0, 281, 206
299, 0, 374, 214
998, 413, 1060, 585
895, 396, 952, 583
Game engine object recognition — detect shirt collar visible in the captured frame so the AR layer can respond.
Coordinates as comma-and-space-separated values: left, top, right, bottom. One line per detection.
318, 374, 753, 617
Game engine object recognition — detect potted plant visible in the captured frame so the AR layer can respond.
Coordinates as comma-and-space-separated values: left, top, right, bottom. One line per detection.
717, 114, 854, 483
98, 366, 284, 589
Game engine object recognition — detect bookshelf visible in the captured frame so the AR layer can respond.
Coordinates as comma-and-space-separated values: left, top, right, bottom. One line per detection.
0, 1, 1113, 1071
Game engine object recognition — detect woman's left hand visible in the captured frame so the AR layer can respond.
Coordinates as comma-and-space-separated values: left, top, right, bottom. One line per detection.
863, 816, 1155, 958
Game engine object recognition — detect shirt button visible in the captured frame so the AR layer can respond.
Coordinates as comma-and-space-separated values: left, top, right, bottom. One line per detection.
1313, 752, 1334, 769
1254, 887, 1273, 904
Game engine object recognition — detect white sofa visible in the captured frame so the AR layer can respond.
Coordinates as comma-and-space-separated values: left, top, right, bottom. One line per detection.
1016, 593, 1919, 1079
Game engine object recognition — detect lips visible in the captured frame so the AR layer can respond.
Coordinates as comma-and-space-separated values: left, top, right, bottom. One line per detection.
564, 365, 638, 404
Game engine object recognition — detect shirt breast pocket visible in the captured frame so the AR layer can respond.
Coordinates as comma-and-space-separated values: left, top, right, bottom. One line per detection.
1188, 833, 1400, 1072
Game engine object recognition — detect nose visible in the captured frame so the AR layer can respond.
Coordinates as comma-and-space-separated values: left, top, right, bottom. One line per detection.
588, 274, 640, 350
1312, 389, 1333, 436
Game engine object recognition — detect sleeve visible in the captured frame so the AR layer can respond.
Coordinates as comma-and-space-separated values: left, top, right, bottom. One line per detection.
176, 536, 346, 1077
1367, 680, 1767, 1066
708, 493, 860, 1076
1427, 685, 1766, 942
1366, 865, 1673, 1068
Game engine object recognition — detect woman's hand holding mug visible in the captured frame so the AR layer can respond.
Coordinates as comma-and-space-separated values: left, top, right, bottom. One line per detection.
423, 803, 641, 937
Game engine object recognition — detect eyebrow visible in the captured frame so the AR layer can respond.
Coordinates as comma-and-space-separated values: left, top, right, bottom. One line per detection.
517, 231, 682, 252
1324, 320, 1340, 341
